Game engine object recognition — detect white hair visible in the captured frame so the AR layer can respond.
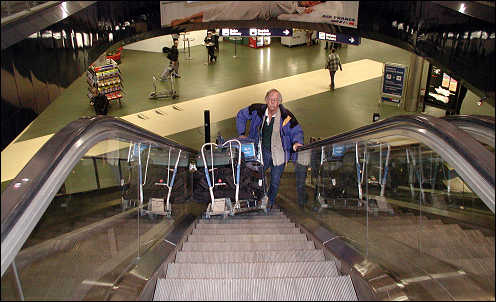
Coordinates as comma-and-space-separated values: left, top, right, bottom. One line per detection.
265, 88, 282, 103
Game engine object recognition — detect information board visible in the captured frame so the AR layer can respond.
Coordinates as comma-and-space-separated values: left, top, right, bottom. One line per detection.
220, 28, 293, 37
317, 32, 361, 46
331, 144, 345, 159
382, 63, 407, 97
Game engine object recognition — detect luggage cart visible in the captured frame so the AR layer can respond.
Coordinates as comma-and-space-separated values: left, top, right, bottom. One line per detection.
315, 142, 393, 214
230, 137, 268, 215
315, 143, 361, 210
149, 64, 178, 100
142, 149, 182, 218
201, 139, 267, 219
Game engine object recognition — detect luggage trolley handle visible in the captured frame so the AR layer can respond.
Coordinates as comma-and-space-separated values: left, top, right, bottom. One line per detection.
201, 143, 217, 205
224, 139, 242, 208
165, 149, 182, 213
201, 140, 242, 207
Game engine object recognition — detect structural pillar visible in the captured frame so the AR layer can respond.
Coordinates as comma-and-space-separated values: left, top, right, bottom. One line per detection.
404, 52, 425, 112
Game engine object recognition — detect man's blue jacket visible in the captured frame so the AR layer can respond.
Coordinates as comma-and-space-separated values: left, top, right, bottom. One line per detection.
236, 103, 304, 163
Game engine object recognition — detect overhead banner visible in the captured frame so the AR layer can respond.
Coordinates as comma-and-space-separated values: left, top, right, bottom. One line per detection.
220, 28, 293, 37
160, 1, 359, 29
317, 32, 361, 45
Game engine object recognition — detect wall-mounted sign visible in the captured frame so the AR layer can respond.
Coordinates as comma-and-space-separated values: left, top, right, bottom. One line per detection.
380, 63, 408, 106
220, 28, 293, 37
382, 64, 407, 97
424, 64, 462, 112
317, 32, 361, 45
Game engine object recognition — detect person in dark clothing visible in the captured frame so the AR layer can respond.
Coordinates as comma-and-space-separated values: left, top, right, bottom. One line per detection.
161, 38, 180, 80
204, 31, 216, 64
90, 86, 109, 115
213, 30, 220, 51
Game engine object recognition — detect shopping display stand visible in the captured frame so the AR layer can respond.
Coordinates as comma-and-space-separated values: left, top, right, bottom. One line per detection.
87, 58, 124, 107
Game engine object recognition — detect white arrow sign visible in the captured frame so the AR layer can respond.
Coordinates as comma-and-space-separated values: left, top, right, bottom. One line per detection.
283, 29, 290, 35
349, 37, 355, 43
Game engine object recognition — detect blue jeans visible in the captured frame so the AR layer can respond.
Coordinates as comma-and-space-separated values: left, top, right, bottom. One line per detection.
295, 163, 308, 206
263, 148, 285, 208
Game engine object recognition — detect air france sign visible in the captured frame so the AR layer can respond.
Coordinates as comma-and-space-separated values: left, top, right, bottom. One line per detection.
318, 32, 361, 46
221, 28, 293, 37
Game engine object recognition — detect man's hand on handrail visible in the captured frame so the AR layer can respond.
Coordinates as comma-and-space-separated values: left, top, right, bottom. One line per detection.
293, 142, 304, 151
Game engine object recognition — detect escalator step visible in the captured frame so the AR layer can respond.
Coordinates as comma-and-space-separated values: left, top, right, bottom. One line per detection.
451, 258, 494, 275
363, 219, 443, 226
174, 249, 325, 263
236, 210, 284, 216
396, 238, 493, 257
181, 240, 316, 252
462, 229, 487, 243
165, 261, 339, 279
192, 227, 301, 235
154, 275, 357, 301
187, 233, 308, 243
195, 222, 296, 230
198, 216, 290, 224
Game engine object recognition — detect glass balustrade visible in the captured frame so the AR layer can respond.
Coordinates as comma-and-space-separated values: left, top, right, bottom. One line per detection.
279, 137, 494, 300
1, 114, 494, 301
1, 137, 196, 301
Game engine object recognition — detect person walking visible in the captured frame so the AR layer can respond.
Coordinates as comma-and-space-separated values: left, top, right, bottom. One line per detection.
204, 31, 216, 64
326, 47, 342, 91
236, 88, 304, 212
160, 38, 180, 80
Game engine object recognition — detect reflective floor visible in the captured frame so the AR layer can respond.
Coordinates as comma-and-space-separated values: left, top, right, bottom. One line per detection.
1, 37, 492, 188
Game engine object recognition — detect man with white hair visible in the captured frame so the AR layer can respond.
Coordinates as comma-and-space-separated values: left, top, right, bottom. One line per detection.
236, 88, 304, 211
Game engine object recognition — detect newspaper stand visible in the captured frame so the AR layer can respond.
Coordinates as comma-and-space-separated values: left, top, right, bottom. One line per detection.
87, 58, 124, 106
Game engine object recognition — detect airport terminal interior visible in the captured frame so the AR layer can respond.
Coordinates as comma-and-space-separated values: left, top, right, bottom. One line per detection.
1, 1, 495, 301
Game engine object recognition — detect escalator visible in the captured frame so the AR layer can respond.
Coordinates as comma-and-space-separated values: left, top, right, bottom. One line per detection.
155, 210, 357, 301
443, 115, 495, 151
1, 114, 494, 301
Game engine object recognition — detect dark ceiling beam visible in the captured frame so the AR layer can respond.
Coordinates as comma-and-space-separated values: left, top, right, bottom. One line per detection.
432, 1, 495, 24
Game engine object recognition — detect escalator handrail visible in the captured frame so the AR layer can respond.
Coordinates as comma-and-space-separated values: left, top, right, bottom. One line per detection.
442, 115, 495, 147
297, 114, 495, 213
1, 116, 198, 276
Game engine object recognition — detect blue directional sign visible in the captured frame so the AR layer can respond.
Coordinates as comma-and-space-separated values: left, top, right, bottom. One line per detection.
331, 144, 345, 159
382, 64, 407, 97
318, 32, 361, 46
221, 28, 293, 37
